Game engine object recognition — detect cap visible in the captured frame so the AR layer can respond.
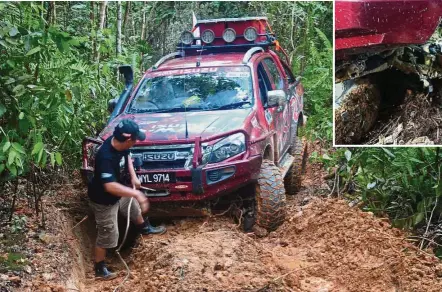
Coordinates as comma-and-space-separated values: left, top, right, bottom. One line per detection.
113, 119, 146, 142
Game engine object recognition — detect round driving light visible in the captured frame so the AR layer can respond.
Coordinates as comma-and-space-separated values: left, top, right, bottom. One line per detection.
180, 31, 194, 45
244, 27, 258, 42
222, 28, 236, 43
201, 29, 215, 44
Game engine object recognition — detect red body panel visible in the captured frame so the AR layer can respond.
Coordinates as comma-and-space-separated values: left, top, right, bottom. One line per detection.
154, 53, 246, 70
141, 155, 262, 202
335, 0, 442, 59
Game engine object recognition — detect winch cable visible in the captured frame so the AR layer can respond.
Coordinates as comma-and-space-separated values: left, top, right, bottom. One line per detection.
113, 185, 135, 292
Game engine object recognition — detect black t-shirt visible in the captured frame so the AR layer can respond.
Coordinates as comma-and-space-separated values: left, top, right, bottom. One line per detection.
88, 136, 129, 205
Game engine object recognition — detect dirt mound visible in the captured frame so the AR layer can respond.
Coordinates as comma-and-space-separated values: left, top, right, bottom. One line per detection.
273, 199, 442, 291
83, 199, 442, 292
125, 219, 282, 292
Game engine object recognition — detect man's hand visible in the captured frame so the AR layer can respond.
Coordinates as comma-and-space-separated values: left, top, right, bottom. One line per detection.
131, 177, 141, 189
135, 191, 149, 213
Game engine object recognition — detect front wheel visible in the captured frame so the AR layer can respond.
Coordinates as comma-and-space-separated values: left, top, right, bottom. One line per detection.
255, 159, 287, 231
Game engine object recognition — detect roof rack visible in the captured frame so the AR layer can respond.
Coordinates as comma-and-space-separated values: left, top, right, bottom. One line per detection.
152, 51, 185, 70
177, 41, 272, 54
196, 17, 268, 24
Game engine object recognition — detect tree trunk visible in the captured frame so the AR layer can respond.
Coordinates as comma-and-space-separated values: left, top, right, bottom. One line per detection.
97, 1, 107, 62
45, 2, 54, 26
140, 1, 147, 40
116, 1, 122, 57
99, 1, 107, 30
52, 2, 56, 24
105, 3, 109, 29
90, 1, 96, 61
123, 1, 130, 37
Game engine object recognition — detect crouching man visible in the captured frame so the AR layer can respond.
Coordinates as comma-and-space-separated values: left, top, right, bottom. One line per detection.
88, 119, 166, 280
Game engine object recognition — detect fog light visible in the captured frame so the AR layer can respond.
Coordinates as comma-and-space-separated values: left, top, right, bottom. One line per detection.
207, 166, 236, 184
180, 31, 194, 45
244, 27, 257, 42
208, 170, 220, 181
201, 29, 215, 44
222, 28, 236, 43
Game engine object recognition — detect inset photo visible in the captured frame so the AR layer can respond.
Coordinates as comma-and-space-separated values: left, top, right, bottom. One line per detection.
335, 0, 442, 146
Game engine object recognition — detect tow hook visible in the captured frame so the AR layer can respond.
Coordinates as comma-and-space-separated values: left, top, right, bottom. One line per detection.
139, 186, 157, 192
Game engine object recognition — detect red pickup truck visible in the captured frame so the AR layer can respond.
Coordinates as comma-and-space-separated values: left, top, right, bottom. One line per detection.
82, 17, 307, 232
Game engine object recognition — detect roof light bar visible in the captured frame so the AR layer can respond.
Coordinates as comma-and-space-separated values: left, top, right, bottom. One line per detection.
201, 29, 215, 44
180, 31, 194, 45
222, 28, 236, 43
244, 27, 258, 42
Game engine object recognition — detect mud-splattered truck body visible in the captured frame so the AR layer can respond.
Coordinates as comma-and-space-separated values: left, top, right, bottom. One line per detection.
335, 0, 442, 145
81, 17, 306, 231
336, 0, 442, 60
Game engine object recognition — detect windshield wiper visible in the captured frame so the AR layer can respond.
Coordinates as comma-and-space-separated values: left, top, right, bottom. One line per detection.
214, 101, 252, 110
130, 107, 201, 114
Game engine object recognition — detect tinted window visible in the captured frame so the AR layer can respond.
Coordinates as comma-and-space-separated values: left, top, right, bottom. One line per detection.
258, 63, 272, 106
263, 58, 284, 90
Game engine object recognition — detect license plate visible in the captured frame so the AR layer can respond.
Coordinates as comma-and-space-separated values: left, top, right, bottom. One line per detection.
137, 173, 176, 184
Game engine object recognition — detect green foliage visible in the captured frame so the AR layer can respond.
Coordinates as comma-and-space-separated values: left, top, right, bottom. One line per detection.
315, 148, 442, 230
0, 2, 125, 178
0, 252, 27, 272
0, 1, 332, 180
9, 215, 27, 233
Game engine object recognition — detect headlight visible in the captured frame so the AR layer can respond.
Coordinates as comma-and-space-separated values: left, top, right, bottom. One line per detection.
244, 27, 257, 42
222, 28, 236, 43
202, 133, 246, 164
201, 29, 215, 44
180, 31, 194, 45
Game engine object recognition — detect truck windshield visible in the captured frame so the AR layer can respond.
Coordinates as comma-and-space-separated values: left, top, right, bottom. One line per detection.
127, 67, 253, 113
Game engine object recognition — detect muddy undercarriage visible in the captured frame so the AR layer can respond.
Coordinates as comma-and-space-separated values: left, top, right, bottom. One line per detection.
335, 36, 442, 145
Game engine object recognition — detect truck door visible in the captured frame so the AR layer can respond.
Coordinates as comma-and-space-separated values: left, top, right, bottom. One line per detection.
261, 57, 291, 160
281, 61, 303, 140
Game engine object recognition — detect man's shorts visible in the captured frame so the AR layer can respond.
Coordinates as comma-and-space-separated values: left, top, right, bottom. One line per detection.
89, 197, 142, 249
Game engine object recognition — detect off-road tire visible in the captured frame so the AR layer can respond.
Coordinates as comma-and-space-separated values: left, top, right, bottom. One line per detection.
255, 159, 286, 231
284, 138, 308, 195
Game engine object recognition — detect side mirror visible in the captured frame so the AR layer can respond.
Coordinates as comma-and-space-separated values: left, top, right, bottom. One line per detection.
119, 65, 133, 86
267, 90, 287, 108
108, 98, 118, 113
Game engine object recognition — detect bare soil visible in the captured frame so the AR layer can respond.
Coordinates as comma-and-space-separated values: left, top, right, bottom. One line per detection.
3, 144, 442, 291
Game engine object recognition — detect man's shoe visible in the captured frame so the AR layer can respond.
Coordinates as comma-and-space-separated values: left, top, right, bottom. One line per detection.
95, 261, 117, 280
138, 218, 166, 235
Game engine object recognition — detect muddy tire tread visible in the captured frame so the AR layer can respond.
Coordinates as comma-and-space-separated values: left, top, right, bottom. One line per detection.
255, 160, 286, 231
284, 138, 307, 196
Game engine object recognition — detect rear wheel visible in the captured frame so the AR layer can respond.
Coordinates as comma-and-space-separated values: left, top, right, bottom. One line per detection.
255, 159, 286, 231
335, 79, 381, 144
284, 138, 308, 195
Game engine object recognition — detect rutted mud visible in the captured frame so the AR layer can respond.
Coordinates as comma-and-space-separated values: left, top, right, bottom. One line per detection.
15, 148, 442, 292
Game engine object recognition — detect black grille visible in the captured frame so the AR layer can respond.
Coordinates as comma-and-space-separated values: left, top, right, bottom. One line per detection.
207, 170, 220, 182
142, 160, 186, 169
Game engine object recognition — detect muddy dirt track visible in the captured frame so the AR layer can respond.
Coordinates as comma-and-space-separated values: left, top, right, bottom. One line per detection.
13, 152, 442, 292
